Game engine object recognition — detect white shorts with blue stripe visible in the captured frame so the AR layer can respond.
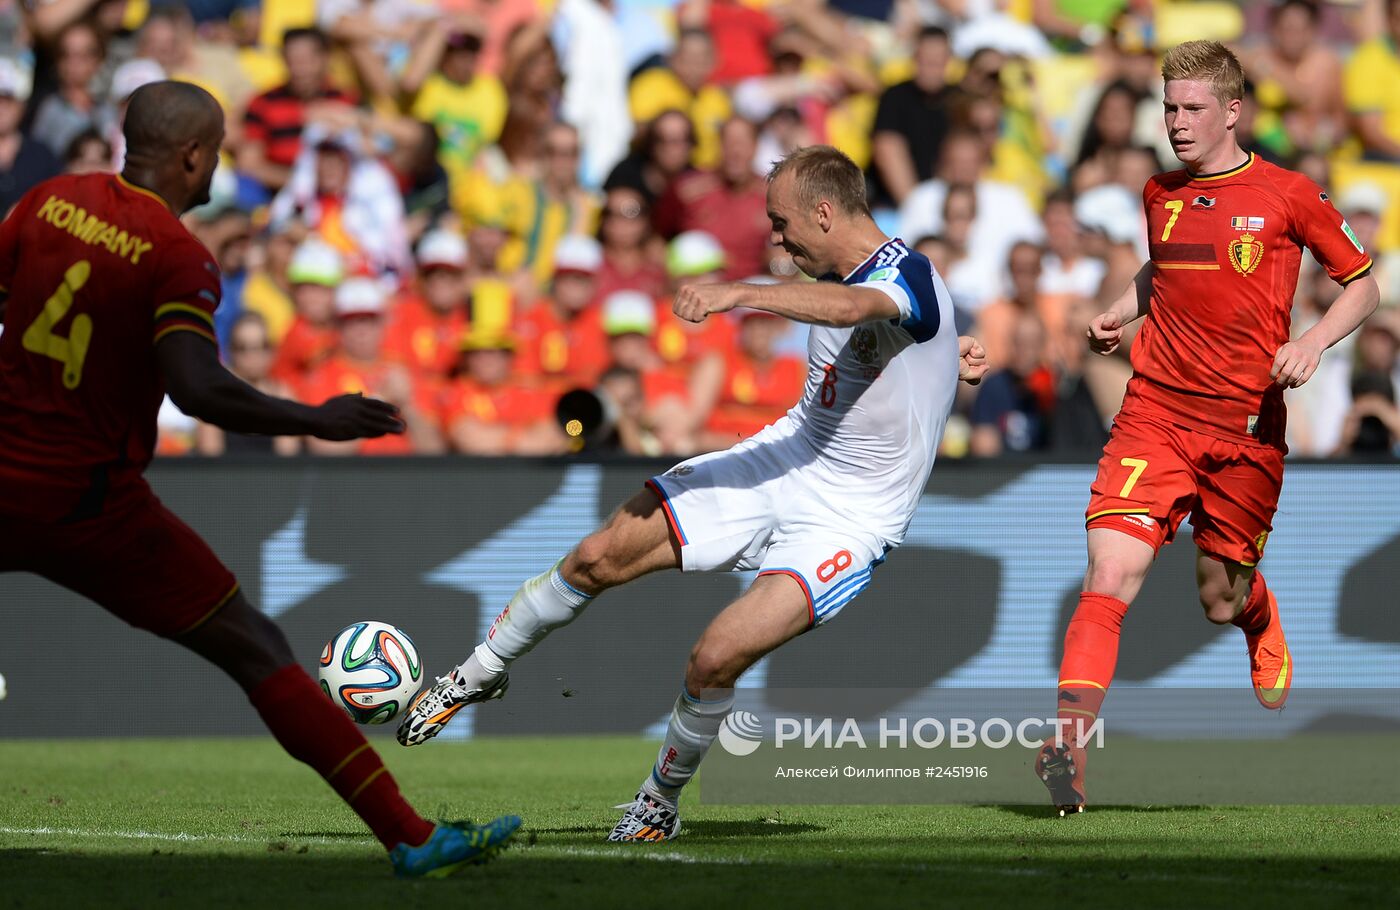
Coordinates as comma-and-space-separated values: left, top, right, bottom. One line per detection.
645, 424, 891, 628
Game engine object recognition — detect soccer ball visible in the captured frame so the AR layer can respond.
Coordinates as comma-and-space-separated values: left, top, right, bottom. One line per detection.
318, 621, 423, 724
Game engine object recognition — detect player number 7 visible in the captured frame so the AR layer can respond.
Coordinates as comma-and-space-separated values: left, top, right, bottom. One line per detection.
1160, 200, 1184, 242
1119, 457, 1149, 497
22, 260, 94, 390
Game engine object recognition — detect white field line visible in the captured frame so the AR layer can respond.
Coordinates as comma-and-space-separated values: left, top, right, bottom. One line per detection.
0, 825, 375, 846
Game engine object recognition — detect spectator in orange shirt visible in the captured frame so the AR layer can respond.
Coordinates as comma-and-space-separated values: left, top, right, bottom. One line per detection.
515, 234, 611, 392
302, 278, 445, 456
270, 237, 345, 394
195, 313, 302, 457
440, 326, 564, 455
384, 229, 471, 386
654, 230, 733, 429
973, 241, 1074, 373
654, 117, 769, 281
601, 290, 695, 454
700, 311, 805, 450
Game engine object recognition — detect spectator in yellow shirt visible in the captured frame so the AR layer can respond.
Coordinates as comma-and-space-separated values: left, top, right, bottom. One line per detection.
629, 29, 732, 170
403, 22, 508, 179
1345, 0, 1400, 162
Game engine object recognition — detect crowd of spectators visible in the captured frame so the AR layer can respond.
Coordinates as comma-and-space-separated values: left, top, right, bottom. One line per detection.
1, 0, 1398, 458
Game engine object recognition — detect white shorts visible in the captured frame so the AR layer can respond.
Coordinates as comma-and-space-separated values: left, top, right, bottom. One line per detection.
645, 428, 890, 627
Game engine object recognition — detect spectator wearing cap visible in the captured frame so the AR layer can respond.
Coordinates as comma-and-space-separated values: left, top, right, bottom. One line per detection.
654, 230, 733, 430
384, 230, 473, 385
195, 312, 302, 457
602, 289, 695, 454
270, 238, 345, 393
439, 325, 563, 455
1336, 183, 1400, 309
1344, 0, 1400, 162
700, 308, 804, 450
403, 19, 507, 183
268, 124, 411, 279
240, 27, 356, 192
31, 20, 115, 162
514, 234, 611, 391
104, 57, 165, 170
654, 118, 769, 282
629, 29, 732, 172
0, 58, 60, 212
868, 26, 955, 210
595, 185, 668, 302
303, 277, 444, 455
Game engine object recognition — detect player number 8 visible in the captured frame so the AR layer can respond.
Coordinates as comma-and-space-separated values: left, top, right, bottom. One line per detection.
22, 260, 93, 390
820, 365, 838, 408
816, 549, 853, 583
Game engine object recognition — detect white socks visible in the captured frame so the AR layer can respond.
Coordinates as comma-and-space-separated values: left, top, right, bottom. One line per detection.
455, 562, 593, 688
643, 688, 736, 803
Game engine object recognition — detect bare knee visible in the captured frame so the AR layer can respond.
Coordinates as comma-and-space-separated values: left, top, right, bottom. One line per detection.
686, 641, 744, 691
179, 595, 295, 692
1198, 576, 1246, 624
567, 529, 622, 590
1084, 555, 1144, 602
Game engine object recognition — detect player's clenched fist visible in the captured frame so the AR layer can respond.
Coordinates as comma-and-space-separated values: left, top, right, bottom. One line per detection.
1087, 310, 1125, 355
1270, 339, 1323, 388
673, 283, 741, 323
958, 335, 988, 385
313, 393, 405, 440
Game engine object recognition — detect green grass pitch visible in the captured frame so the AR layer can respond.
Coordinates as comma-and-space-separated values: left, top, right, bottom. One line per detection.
1, 736, 1397, 909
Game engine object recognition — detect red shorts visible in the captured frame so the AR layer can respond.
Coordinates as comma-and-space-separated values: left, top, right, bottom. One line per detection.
1085, 406, 1284, 566
0, 488, 239, 637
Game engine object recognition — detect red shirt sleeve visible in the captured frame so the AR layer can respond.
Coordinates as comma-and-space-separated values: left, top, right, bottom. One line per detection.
1287, 175, 1374, 285
242, 92, 270, 144
151, 235, 222, 347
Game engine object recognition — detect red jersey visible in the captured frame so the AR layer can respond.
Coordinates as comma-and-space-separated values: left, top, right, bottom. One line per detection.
270, 314, 338, 394
383, 292, 467, 382
705, 351, 805, 440
0, 174, 222, 521
514, 302, 610, 390
1134, 153, 1372, 448
653, 173, 770, 280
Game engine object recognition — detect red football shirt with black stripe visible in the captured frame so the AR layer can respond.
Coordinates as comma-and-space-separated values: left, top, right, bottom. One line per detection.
0, 173, 222, 521
243, 84, 355, 168
1132, 152, 1373, 448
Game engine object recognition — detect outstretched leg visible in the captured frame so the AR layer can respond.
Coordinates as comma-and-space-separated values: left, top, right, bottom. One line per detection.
399, 488, 681, 746
610, 572, 812, 842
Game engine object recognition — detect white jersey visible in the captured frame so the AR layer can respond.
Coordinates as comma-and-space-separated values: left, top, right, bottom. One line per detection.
775, 237, 959, 544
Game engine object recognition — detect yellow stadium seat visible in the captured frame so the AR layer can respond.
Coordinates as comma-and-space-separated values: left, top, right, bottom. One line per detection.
1330, 160, 1400, 254
1155, 2, 1245, 47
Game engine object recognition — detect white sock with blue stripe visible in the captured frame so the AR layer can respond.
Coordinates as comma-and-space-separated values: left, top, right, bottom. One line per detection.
454, 561, 593, 688
642, 687, 735, 803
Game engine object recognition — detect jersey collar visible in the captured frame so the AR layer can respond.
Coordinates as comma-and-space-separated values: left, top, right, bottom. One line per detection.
1188, 151, 1255, 184
115, 173, 170, 207
841, 237, 899, 283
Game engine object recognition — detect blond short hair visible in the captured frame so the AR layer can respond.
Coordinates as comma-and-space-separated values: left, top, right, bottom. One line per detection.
767, 146, 871, 218
1161, 40, 1245, 106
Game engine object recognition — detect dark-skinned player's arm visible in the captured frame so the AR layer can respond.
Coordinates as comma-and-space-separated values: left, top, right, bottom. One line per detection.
672, 280, 989, 384
1086, 262, 1153, 356
156, 332, 404, 440
1272, 272, 1379, 388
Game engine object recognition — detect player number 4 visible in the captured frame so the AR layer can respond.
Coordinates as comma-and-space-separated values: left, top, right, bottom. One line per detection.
1160, 200, 1184, 242
1119, 457, 1149, 497
22, 260, 93, 390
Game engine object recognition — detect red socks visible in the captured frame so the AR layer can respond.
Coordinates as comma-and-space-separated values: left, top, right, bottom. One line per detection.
1230, 573, 1272, 636
1056, 592, 1130, 746
248, 665, 433, 850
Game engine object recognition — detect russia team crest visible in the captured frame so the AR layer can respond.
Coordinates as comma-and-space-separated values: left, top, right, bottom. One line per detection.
1228, 233, 1264, 276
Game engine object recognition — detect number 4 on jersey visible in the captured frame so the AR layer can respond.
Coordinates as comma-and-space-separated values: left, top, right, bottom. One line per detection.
22, 260, 93, 389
